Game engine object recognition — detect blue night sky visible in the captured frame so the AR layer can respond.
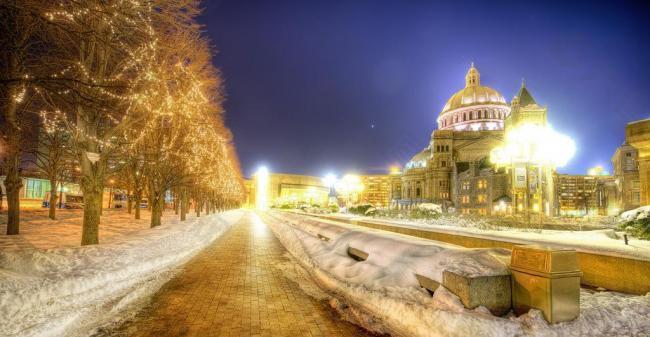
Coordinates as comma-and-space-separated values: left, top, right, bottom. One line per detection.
201, 0, 650, 178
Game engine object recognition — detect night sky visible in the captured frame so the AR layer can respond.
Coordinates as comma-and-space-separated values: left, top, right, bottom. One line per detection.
200, 0, 650, 178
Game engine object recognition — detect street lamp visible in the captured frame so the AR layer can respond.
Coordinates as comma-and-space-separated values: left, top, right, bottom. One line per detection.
490, 123, 575, 227
322, 173, 338, 206
255, 166, 269, 210
335, 174, 364, 207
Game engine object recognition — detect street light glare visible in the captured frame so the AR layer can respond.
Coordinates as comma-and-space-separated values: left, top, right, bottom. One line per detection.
490, 123, 576, 168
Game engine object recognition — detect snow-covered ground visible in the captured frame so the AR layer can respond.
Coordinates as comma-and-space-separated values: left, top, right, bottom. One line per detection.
0, 209, 193, 250
265, 211, 650, 337
0, 209, 243, 337
314, 212, 650, 261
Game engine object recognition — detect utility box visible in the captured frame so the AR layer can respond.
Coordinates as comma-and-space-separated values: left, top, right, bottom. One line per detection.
510, 245, 582, 324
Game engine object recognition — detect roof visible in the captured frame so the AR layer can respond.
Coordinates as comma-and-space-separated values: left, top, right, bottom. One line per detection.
439, 65, 508, 116
515, 81, 537, 107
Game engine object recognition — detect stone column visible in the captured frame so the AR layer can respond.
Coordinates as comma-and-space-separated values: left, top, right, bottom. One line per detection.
626, 120, 650, 205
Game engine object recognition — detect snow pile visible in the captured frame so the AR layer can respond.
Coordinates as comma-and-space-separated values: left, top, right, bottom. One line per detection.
416, 203, 443, 213
323, 212, 650, 260
620, 205, 650, 222
0, 210, 243, 337
265, 211, 650, 337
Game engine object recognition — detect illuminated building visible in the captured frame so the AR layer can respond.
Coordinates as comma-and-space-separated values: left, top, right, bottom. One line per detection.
358, 174, 391, 207
611, 143, 640, 212
393, 64, 564, 216
554, 173, 615, 216
624, 119, 650, 206
250, 172, 329, 208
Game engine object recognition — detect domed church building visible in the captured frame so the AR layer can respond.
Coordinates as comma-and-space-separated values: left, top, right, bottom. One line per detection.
394, 64, 549, 215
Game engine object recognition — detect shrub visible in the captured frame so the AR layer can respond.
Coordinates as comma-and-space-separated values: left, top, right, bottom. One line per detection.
349, 203, 373, 215
620, 217, 650, 240
409, 203, 442, 219
329, 204, 340, 213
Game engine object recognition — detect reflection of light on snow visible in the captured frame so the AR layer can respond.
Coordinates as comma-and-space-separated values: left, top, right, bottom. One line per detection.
251, 212, 268, 236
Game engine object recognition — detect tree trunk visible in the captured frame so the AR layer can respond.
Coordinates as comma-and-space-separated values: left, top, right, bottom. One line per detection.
48, 178, 58, 220
173, 190, 179, 215
80, 183, 102, 245
5, 172, 21, 235
195, 198, 201, 217
127, 194, 132, 214
150, 195, 163, 227
134, 193, 142, 219
99, 191, 104, 216
180, 189, 188, 221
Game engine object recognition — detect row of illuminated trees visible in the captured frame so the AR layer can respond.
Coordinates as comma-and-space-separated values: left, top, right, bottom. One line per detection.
0, 0, 245, 244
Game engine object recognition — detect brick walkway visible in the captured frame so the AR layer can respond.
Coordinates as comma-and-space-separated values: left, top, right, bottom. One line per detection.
105, 212, 373, 337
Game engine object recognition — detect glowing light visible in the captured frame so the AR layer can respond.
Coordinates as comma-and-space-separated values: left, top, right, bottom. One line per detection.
490, 123, 575, 168
255, 166, 269, 210
322, 174, 337, 188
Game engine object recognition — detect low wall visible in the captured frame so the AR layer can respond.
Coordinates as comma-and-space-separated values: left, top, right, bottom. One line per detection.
305, 213, 650, 295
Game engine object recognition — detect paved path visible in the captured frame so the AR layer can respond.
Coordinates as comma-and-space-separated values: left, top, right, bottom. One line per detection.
105, 212, 373, 337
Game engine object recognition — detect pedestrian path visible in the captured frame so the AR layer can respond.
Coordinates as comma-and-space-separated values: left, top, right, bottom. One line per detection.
106, 211, 372, 337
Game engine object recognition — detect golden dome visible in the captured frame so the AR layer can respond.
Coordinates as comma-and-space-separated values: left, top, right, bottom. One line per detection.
440, 64, 507, 114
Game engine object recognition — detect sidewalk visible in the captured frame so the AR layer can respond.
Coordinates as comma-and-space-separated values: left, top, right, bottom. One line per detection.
104, 211, 372, 337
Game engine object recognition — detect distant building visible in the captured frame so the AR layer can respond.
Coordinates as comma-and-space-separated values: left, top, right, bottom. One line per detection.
250, 172, 329, 208
392, 64, 556, 216
625, 119, 650, 206
358, 175, 391, 207
611, 144, 640, 212
456, 162, 510, 215
554, 173, 615, 216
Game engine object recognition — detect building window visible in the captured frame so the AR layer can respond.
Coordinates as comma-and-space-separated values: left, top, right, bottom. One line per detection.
462, 181, 470, 190
477, 194, 486, 203
445, 145, 449, 152
441, 161, 446, 167
462, 195, 470, 204
477, 180, 487, 189
626, 152, 632, 157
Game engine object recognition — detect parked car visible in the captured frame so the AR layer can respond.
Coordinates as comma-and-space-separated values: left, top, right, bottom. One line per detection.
42, 192, 84, 209
64, 194, 84, 209
140, 198, 149, 209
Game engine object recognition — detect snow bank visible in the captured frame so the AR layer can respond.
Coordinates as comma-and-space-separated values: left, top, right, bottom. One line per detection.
265, 211, 650, 337
0, 210, 243, 337
620, 205, 650, 222
323, 212, 650, 261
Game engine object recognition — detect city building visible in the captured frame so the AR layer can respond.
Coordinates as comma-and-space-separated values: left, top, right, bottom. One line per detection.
358, 174, 391, 207
625, 119, 650, 206
554, 173, 615, 216
611, 144, 640, 212
392, 64, 555, 216
250, 172, 329, 208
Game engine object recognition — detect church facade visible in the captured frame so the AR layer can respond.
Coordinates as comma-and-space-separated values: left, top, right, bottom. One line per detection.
392, 64, 552, 216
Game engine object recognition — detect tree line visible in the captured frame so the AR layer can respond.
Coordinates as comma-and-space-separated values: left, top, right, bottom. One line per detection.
0, 0, 245, 245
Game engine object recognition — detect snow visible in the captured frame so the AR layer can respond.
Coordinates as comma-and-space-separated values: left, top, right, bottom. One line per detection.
265, 211, 650, 337
0, 209, 243, 337
317, 212, 650, 261
620, 205, 650, 222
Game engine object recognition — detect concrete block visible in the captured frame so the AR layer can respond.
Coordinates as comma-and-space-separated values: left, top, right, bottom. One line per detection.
442, 270, 511, 316
415, 274, 440, 295
347, 247, 369, 261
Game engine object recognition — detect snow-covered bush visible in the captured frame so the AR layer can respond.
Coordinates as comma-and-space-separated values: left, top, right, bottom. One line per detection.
364, 207, 377, 216
409, 203, 442, 219
348, 203, 373, 215
329, 204, 340, 213
619, 206, 650, 240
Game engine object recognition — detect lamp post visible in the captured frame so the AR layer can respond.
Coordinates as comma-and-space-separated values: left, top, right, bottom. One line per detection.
322, 174, 337, 207
491, 123, 575, 228
254, 166, 269, 210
